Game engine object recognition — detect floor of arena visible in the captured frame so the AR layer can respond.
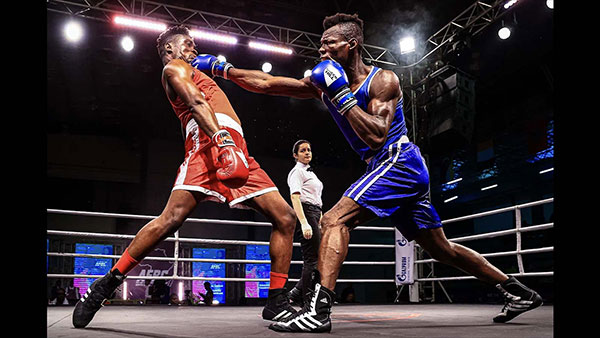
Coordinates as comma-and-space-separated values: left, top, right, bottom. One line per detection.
47, 303, 553, 337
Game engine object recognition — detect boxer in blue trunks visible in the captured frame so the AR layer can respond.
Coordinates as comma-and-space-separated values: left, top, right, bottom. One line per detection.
191, 13, 543, 332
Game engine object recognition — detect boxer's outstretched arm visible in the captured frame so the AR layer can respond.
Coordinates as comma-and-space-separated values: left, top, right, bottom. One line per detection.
227, 68, 320, 99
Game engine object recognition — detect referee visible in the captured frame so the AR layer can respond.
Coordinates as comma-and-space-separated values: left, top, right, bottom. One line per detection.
286, 139, 323, 307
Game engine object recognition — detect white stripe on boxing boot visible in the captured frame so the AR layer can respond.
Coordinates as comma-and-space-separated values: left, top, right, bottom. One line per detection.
497, 285, 535, 313
277, 284, 326, 330
306, 315, 324, 327
293, 319, 308, 331
507, 299, 534, 312
299, 317, 316, 329
272, 310, 291, 321
81, 289, 91, 302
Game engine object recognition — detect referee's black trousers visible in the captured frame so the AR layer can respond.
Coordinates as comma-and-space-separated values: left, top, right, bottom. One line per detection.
293, 202, 322, 300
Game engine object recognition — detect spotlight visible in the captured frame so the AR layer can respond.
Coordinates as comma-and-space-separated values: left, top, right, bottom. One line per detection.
114, 15, 167, 32
399, 37, 415, 55
304, 69, 312, 78
498, 27, 511, 40
249, 41, 293, 55
503, 0, 519, 9
190, 30, 238, 45
64, 20, 84, 43
539, 167, 554, 174
262, 62, 272, 73
121, 36, 134, 52
546, 0, 553, 9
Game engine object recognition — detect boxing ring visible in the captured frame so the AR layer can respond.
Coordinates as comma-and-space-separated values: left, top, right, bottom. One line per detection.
46, 198, 553, 337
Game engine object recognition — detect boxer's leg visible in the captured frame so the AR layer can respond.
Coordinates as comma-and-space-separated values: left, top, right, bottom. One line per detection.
243, 190, 296, 276
126, 189, 203, 262
243, 190, 298, 321
73, 189, 204, 328
413, 227, 507, 285
317, 197, 376, 290
269, 197, 376, 333
414, 227, 542, 323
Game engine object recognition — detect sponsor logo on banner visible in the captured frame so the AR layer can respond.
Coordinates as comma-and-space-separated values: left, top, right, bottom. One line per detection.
396, 256, 410, 282
395, 229, 414, 285
397, 237, 408, 246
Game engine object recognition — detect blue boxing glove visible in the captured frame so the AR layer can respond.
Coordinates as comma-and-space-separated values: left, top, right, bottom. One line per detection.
310, 60, 357, 115
191, 54, 234, 79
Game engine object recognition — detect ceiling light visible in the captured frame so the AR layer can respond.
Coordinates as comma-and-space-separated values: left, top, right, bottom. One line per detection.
481, 184, 498, 191
445, 178, 463, 185
498, 27, 511, 40
64, 20, 84, 43
444, 196, 458, 203
262, 62, 272, 73
249, 41, 293, 55
113, 15, 166, 32
503, 0, 519, 9
190, 30, 238, 45
121, 36, 134, 52
399, 37, 415, 55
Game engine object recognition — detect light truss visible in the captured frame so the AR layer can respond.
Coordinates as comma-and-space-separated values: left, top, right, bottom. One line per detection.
46, 0, 400, 66
418, 0, 512, 66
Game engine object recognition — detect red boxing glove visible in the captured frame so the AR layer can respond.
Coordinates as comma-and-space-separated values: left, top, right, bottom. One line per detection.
211, 129, 249, 189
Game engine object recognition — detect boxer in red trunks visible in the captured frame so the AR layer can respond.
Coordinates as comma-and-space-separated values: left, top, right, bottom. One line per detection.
72, 25, 298, 329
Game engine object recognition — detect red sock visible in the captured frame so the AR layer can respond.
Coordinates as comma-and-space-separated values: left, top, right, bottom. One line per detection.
111, 248, 139, 275
269, 271, 288, 289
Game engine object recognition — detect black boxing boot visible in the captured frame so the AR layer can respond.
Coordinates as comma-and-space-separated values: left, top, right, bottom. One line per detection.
72, 269, 125, 328
269, 270, 334, 333
262, 288, 298, 321
287, 286, 304, 307
493, 276, 543, 323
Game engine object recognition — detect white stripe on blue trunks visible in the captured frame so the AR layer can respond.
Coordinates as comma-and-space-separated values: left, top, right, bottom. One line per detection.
347, 136, 407, 199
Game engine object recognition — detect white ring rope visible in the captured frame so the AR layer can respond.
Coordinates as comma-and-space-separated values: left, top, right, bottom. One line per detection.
46, 208, 394, 231
46, 198, 553, 283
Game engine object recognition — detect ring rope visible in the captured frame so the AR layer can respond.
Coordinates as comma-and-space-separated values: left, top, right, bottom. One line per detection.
46, 208, 394, 231
46, 198, 554, 284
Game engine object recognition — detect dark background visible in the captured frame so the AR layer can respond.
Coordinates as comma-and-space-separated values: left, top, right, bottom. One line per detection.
46, 0, 554, 307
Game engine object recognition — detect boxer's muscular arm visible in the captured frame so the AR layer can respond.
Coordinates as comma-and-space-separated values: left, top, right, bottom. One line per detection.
227, 68, 321, 99
344, 70, 401, 150
162, 59, 220, 137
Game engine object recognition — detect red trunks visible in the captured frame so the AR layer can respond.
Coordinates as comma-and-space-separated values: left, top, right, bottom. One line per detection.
172, 113, 278, 208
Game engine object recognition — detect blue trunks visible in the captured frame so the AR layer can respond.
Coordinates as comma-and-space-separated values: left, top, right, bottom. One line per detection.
344, 139, 442, 241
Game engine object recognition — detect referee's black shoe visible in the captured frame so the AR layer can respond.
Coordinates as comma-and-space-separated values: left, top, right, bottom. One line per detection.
493, 276, 543, 323
72, 269, 125, 328
262, 288, 298, 322
269, 282, 334, 333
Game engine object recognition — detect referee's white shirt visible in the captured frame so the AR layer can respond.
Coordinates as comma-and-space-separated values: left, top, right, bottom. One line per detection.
287, 162, 323, 208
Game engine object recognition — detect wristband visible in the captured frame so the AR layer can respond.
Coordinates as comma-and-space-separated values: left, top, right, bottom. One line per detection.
331, 86, 358, 115
213, 61, 234, 79
211, 129, 235, 148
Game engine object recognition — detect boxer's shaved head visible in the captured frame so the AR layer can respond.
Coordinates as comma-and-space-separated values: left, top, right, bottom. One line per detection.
322, 13, 364, 50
